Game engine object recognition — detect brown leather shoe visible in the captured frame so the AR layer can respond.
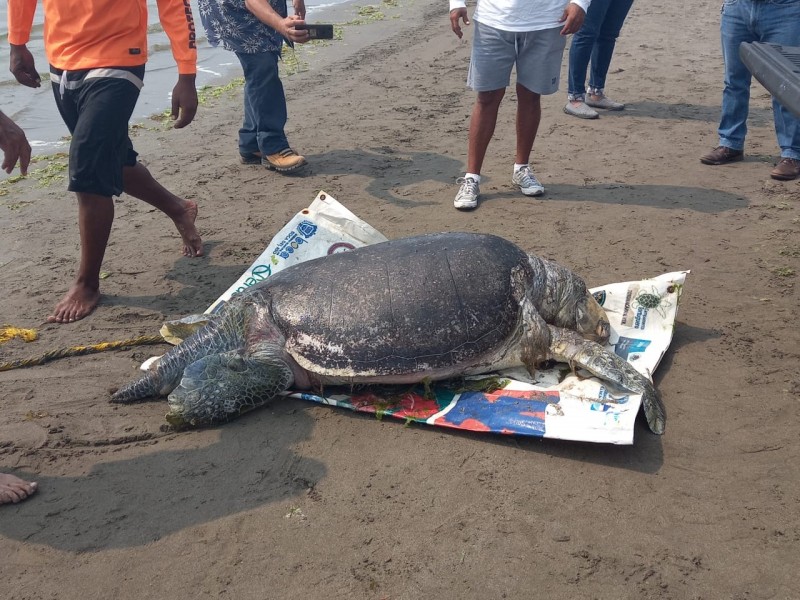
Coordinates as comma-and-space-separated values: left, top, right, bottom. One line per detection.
700, 146, 744, 165
770, 157, 800, 181
264, 148, 307, 172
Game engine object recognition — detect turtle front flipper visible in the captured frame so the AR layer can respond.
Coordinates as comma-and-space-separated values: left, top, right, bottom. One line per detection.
166, 347, 294, 428
547, 326, 666, 435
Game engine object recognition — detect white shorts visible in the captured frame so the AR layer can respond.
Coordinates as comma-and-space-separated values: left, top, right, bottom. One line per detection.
467, 21, 566, 94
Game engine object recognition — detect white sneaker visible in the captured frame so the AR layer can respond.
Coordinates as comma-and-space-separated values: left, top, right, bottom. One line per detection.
512, 166, 544, 196
564, 100, 599, 119
585, 92, 625, 111
454, 176, 480, 209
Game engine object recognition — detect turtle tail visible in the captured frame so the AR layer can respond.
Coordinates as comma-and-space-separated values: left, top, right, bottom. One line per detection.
111, 339, 203, 404
111, 312, 243, 404
111, 370, 163, 403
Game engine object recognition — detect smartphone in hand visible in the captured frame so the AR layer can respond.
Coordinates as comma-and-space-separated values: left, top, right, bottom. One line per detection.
297, 24, 334, 40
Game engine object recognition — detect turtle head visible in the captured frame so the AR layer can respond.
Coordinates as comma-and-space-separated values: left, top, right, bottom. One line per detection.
543, 259, 610, 345
574, 290, 610, 345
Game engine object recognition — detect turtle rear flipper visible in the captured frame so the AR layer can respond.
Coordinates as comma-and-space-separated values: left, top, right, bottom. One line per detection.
548, 326, 666, 435
166, 348, 294, 428
112, 311, 242, 404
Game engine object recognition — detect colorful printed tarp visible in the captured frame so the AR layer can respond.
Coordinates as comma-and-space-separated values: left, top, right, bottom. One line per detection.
285, 269, 687, 445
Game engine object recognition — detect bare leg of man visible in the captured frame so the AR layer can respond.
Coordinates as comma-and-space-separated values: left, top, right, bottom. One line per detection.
515, 83, 542, 165
48, 192, 113, 323
123, 163, 203, 258
0, 473, 38, 505
466, 89, 506, 175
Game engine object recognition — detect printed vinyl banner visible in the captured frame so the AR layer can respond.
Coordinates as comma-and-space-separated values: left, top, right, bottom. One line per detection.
205, 191, 387, 313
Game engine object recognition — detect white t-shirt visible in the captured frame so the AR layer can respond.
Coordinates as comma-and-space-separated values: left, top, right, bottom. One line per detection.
449, 0, 591, 32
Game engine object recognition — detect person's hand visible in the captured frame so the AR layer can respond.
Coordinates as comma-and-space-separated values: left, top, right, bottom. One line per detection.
171, 74, 198, 128
292, 0, 306, 20
559, 3, 585, 35
285, 15, 311, 43
450, 8, 470, 39
9, 44, 42, 88
0, 112, 32, 175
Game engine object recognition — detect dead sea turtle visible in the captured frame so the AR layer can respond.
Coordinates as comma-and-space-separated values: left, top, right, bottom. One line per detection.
112, 232, 666, 434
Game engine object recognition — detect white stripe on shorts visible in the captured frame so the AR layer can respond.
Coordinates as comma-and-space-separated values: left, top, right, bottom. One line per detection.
49, 68, 145, 92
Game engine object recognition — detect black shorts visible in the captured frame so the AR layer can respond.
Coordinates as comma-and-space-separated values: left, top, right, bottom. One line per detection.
51, 65, 145, 197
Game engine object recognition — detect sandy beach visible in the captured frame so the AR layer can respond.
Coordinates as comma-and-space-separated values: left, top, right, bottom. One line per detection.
1, 0, 799, 597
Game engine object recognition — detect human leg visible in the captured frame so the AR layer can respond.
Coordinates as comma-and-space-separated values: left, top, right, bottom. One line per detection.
0, 473, 37, 505
455, 22, 516, 208
772, 95, 800, 179
48, 70, 133, 322
513, 84, 545, 196
701, 0, 753, 164
515, 84, 541, 167
565, 0, 608, 117
756, 0, 800, 164
772, 98, 800, 161
464, 21, 519, 174
235, 51, 305, 171
49, 68, 201, 323
586, 0, 634, 97
48, 192, 113, 323
760, 0, 800, 178
587, 0, 635, 110
567, 0, 609, 98
69, 71, 203, 257
466, 89, 506, 175
123, 163, 203, 257
513, 27, 564, 195
454, 90, 504, 210
237, 59, 260, 158
717, 0, 755, 152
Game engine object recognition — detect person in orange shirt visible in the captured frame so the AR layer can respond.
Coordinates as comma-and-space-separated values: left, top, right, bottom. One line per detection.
7, 0, 205, 324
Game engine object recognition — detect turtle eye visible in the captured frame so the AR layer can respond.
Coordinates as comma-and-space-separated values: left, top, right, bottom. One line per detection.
574, 294, 610, 345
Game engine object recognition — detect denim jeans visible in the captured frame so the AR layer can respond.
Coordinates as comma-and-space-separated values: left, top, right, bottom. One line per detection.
567, 0, 635, 99
235, 50, 289, 156
718, 0, 800, 158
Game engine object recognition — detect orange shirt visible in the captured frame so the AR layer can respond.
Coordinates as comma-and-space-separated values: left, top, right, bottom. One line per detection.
7, 0, 197, 74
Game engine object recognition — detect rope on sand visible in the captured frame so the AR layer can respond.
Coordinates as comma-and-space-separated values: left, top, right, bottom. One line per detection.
0, 335, 165, 372
0, 325, 39, 345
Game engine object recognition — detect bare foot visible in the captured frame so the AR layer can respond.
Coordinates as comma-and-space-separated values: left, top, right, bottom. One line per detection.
0, 473, 37, 505
47, 282, 100, 323
174, 200, 203, 257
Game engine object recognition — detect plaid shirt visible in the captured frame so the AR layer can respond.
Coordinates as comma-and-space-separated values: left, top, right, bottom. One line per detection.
197, 0, 287, 53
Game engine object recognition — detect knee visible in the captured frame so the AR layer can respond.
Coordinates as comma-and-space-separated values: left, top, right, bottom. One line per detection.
476, 89, 505, 109
596, 30, 621, 44
515, 84, 540, 106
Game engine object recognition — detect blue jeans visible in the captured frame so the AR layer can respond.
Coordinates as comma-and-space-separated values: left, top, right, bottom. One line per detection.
235, 50, 289, 156
718, 0, 800, 158
567, 0, 634, 99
